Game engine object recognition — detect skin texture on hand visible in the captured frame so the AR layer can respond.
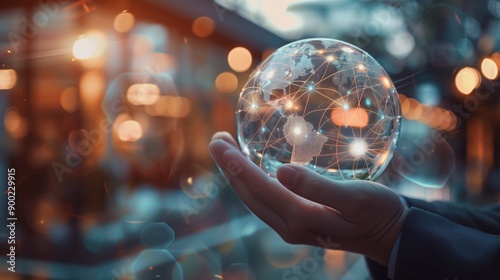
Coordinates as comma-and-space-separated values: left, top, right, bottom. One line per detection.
208, 131, 408, 266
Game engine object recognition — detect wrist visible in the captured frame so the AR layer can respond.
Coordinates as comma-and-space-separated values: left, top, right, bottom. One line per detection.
367, 205, 408, 266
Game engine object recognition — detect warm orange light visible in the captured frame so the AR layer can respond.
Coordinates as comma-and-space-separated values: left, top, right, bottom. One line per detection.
481, 58, 498, 80
60, 87, 79, 112
113, 12, 135, 33
126, 83, 160, 105
73, 37, 97, 60
331, 107, 369, 128
419, 105, 434, 124
400, 97, 410, 116
403, 98, 422, 120
381, 76, 391, 88
4, 108, 29, 139
429, 108, 443, 128
73, 31, 107, 62
445, 112, 457, 131
228, 47, 252, 72
117, 120, 143, 142
79, 70, 105, 105
192, 16, 215, 38
437, 110, 453, 131
145, 96, 191, 118
455, 67, 481, 95
215, 72, 238, 93
0, 69, 17, 90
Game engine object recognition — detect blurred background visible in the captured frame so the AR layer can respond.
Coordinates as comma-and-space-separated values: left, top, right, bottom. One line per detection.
1, 0, 500, 279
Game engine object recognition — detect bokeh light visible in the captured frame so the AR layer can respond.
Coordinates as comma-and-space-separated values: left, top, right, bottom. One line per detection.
4, 108, 29, 139
139, 222, 175, 248
145, 96, 191, 118
73, 37, 98, 60
72, 31, 107, 61
481, 57, 499, 80
192, 16, 215, 38
126, 83, 161, 105
117, 120, 143, 142
455, 67, 481, 95
228, 47, 252, 72
331, 107, 369, 128
215, 72, 238, 93
60, 87, 79, 112
0, 69, 17, 90
114, 11, 135, 33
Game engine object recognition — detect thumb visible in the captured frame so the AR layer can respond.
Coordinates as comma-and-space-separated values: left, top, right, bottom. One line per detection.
276, 164, 354, 210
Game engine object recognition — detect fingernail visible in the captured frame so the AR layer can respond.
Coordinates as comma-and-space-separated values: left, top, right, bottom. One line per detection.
277, 165, 298, 187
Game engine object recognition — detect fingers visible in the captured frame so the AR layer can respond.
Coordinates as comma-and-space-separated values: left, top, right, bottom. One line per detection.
276, 164, 356, 213
212, 131, 238, 149
208, 139, 289, 233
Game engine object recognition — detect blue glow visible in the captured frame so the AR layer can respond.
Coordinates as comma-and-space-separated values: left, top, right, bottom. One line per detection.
308, 85, 314, 91
365, 98, 371, 106
140, 222, 175, 248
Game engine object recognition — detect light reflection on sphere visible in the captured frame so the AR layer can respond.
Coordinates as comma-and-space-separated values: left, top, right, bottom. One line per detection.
237, 38, 401, 180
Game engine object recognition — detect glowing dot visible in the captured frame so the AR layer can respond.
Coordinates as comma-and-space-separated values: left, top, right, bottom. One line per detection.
357, 64, 366, 71
343, 104, 349, 110
113, 12, 135, 33
481, 58, 498, 80
192, 16, 215, 38
73, 37, 98, 60
455, 67, 481, 95
308, 85, 314, 91
317, 49, 324, 54
228, 47, 252, 72
7, 50, 11, 53
250, 103, 257, 109
349, 139, 367, 157
242, 145, 250, 155
187, 177, 192, 185
365, 98, 371, 106
117, 120, 143, 142
215, 72, 238, 93
381, 76, 391, 88
326, 55, 334, 62
293, 127, 302, 135
0, 69, 17, 90
285, 100, 294, 109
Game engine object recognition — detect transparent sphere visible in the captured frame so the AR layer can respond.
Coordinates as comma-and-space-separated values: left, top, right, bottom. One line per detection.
237, 38, 401, 180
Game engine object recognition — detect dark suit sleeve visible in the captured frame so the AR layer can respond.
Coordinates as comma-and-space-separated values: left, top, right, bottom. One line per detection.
392, 207, 500, 279
402, 197, 500, 234
366, 198, 500, 279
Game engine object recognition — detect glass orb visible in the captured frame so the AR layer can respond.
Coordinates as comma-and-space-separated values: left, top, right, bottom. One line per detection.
237, 38, 401, 180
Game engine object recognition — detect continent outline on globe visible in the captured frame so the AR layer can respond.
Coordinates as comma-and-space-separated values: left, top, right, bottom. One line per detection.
237, 38, 401, 181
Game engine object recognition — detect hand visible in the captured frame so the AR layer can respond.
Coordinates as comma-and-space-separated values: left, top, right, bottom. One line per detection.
208, 131, 408, 266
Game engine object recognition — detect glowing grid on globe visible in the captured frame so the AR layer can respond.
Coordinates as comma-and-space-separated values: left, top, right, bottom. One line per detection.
237, 38, 401, 180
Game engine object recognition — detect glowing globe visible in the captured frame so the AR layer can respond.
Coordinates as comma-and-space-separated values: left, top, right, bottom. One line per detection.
237, 38, 401, 180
